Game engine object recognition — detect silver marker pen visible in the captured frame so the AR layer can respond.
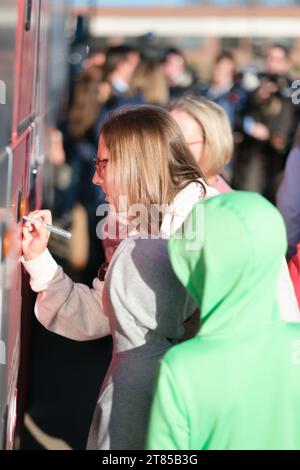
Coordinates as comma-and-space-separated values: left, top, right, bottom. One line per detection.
23, 216, 72, 239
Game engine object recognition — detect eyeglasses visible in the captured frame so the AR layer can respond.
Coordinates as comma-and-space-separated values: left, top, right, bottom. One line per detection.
94, 158, 109, 174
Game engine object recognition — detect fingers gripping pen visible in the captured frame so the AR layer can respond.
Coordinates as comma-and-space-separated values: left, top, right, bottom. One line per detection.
23, 216, 72, 239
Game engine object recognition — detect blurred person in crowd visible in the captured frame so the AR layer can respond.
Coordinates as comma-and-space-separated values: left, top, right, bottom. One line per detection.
92, 44, 143, 136
127, 58, 169, 105
277, 124, 300, 308
68, 66, 109, 140
147, 191, 300, 451
201, 51, 247, 131
277, 127, 300, 261
266, 44, 292, 78
168, 97, 233, 193
198, 52, 247, 182
163, 47, 200, 99
101, 45, 140, 95
21, 105, 219, 450
233, 44, 297, 198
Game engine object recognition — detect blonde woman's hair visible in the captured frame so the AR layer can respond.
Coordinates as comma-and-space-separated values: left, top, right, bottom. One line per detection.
100, 105, 206, 231
168, 96, 233, 178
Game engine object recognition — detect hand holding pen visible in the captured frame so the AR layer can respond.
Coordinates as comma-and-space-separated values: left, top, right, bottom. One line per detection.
23, 216, 72, 239
22, 210, 71, 261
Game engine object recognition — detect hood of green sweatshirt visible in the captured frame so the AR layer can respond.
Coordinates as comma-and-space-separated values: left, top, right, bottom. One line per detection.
168, 191, 287, 337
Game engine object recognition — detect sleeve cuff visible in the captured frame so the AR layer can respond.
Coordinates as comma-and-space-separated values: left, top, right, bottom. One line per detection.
22, 249, 58, 291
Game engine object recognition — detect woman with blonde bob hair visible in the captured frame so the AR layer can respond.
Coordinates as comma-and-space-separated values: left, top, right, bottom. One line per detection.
21, 105, 218, 449
168, 96, 233, 192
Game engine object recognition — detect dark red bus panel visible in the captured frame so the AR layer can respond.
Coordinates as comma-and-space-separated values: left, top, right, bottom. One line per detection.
0, 1, 18, 149
17, 0, 40, 136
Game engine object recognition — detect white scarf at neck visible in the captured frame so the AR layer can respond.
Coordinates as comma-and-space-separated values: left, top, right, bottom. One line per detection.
104, 180, 219, 241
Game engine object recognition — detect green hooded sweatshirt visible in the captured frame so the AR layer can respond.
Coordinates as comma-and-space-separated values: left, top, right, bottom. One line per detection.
146, 191, 300, 450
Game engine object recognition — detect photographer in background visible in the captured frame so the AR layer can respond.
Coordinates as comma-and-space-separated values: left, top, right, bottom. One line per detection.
233, 45, 297, 200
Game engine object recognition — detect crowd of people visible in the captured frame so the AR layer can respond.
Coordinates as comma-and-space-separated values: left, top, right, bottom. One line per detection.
22, 40, 300, 449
